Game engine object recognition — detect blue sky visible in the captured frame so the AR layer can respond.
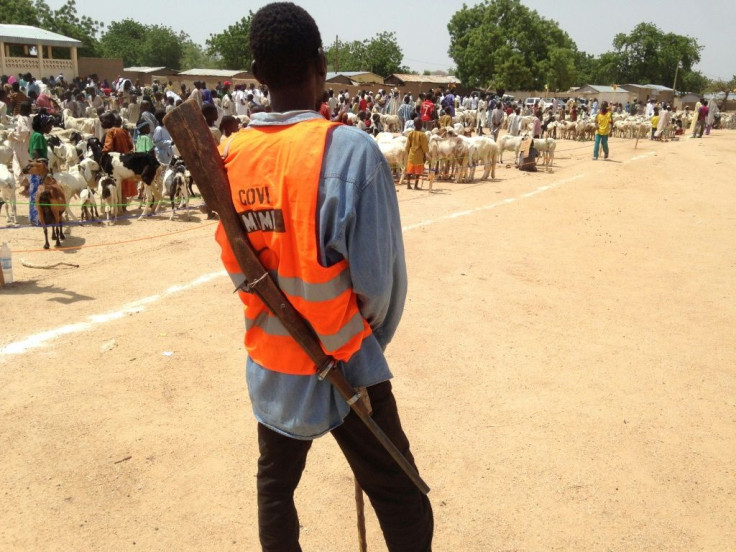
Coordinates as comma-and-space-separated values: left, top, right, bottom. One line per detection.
48, 0, 735, 80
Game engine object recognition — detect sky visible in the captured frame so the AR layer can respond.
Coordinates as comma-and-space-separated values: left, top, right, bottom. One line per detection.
47, 0, 735, 80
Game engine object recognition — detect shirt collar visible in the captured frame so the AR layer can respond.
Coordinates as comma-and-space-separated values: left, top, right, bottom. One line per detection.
249, 110, 321, 126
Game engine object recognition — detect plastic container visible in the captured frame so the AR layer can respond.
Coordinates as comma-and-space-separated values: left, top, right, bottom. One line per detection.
1, 242, 13, 284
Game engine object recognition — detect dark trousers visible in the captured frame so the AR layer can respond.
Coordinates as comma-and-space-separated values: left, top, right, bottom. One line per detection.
256, 381, 433, 552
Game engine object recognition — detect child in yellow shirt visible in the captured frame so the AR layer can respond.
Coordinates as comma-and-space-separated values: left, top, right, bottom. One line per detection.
651, 108, 660, 140
402, 117, 429, 190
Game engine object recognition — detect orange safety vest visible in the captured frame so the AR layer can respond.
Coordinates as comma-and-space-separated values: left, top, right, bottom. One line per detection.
216, 118, 372, 375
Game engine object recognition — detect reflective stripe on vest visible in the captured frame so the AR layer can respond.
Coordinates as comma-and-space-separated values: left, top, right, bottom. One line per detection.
216, 118, 372, 375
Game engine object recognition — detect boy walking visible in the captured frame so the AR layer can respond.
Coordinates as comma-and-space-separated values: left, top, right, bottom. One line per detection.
593, 101, 612, 160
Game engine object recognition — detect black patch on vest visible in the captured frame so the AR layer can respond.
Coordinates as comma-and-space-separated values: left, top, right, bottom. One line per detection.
240, 209, 285, 233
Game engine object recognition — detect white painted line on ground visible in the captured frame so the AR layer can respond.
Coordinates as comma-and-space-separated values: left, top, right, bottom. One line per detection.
625, 151, 656, 163
1, 171, 589, 358
402, 173, 585, 232
0, 271, 225, 357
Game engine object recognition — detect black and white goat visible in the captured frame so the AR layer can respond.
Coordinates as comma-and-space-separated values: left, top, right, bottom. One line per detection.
98, 175, 117, 225
87, 138, 160, 212
168, 161, 191, 220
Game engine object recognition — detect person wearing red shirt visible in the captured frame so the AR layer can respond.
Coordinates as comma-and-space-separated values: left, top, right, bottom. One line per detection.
358, 92, 368, 112
420, 93, 436, 130
318, 90, 331, 119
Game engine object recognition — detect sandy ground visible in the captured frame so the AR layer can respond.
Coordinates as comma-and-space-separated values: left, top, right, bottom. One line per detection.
1, 130, 735, 551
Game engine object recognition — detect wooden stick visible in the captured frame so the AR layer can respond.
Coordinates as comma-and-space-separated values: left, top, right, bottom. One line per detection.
355, 479, 367, 552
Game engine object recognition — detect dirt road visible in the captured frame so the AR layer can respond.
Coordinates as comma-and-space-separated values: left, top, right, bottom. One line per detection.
1, 131, 734, 551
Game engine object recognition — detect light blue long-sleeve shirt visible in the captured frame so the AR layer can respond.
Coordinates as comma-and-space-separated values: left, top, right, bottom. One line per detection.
153, 125, 173, 165
234, 110, 407, 439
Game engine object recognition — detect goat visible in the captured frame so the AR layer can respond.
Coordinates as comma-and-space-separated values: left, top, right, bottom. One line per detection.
88, 138, 161, 213
23, 160, 66, 249
376, 134, 408, 183
61, 109, 102, 138
169, 163, 191, 220
533, 137, 557, 171
427, 129, 471, 187
0, 142, 12, 166
465, 136, 498, 181
498, 134, 528, 164
52, 158, 100, 220
79, 185, 99, 222
47, 135, 81, 171
0, 164, 17, 225
98, 175, 117, 224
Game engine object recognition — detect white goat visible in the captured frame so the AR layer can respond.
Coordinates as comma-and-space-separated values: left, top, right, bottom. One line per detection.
533, 137, 557, 171
498, 134, 527, 164
466, 136, 498, 181
0, 164, 17, 225
376, 134, 408, 182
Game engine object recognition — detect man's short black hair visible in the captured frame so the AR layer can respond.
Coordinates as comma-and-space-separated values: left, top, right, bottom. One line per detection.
250, 2, 323, 89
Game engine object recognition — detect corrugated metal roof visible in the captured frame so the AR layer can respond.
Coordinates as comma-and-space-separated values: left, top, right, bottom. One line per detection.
329, 71, 373, 77
325, 71, 382, 83
580, 85, 629, 93
0, 24, 83, 48
387, 73, 461, 84
177, 68, 249, 77
124, 66, 171, 73
644, 84, 673, 91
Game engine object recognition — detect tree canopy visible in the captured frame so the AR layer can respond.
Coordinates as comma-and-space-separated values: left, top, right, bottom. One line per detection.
206, 14, 253, 71
1, 0, 103, 57
610, 22, 702, 88
0, 1, 721, 95
448, 0, 710, 93
99, 20, 186, 70
448, 0, 578, 90
324, 32, 405, 76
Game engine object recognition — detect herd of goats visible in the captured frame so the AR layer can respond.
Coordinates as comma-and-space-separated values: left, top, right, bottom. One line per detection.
1, 101, 734, 249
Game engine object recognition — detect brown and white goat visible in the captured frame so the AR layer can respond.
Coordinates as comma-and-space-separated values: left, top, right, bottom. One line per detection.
23, 160, 66, 249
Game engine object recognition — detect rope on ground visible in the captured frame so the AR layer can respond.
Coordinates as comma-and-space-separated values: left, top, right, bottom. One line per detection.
21, 259, 80, 269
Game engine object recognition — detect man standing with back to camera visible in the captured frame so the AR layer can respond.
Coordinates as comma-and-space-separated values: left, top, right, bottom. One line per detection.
214, 3, 433, 551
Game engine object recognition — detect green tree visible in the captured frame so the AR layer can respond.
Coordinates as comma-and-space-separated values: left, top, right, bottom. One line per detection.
1, 0, 102, 56
206, 14, 253, 70
140, 26, 186, 69
447, 0, 578, 90
99, 19, 184, 69
705, 75, 736, 111
181, 40, 219, 70
34, 0, 103, 57
611, 23, 701, 86
325, 39, 367, 72
363, 31, 403, 77
100, 19, 148, 66
0, 0, 40, 25
679, 70, 708, 94
325, 32, 403, 76
588, 51, 624, 85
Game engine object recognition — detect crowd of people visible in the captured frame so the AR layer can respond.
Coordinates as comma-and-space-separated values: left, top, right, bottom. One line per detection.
0, 67, 726, 226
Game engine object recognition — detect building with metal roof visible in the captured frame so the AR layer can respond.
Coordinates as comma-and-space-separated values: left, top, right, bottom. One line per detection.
575, 84, 636, 104
123, 66, 178, 85
0, 24, 82, 79
384, 73, 461, 87
177, 68, 251, 79
621, 83, 675, 104
325, 71, 383, 85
